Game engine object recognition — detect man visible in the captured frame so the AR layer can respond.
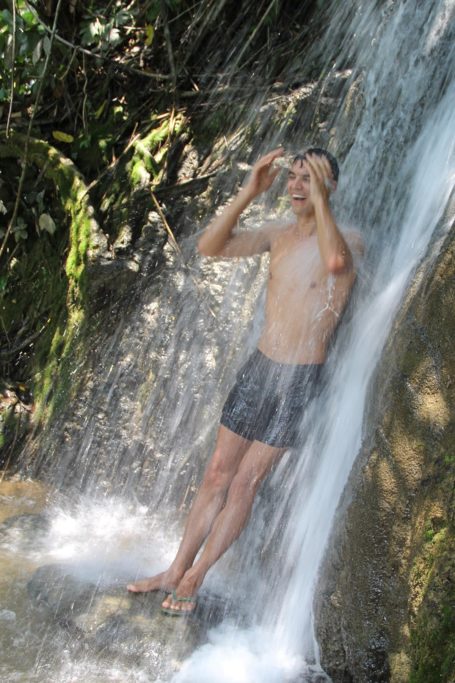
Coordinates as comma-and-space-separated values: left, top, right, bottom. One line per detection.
127, 147, 364, 614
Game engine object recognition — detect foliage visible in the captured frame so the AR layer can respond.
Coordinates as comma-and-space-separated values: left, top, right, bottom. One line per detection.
0, 4, 47, 103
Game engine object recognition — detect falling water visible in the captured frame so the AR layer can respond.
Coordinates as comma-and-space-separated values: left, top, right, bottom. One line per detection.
1, 0, 454, 681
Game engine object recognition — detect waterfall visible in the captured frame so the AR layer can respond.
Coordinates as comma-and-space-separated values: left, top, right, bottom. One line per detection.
3, 0, 454, 681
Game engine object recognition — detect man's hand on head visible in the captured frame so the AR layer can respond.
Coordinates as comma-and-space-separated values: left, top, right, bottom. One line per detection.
305, 154, 336, 205
244, 148, 284, 199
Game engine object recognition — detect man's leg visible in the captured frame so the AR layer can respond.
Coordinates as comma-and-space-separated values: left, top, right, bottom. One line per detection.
127, 425, 252, 593
162, 439, 286, 611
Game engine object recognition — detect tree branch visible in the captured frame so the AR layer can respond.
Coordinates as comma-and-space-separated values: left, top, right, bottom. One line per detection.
6, 0, 17, 137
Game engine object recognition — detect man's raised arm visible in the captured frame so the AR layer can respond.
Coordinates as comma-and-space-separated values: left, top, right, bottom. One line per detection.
197, 148, 284, 258
306, 154, 355, 274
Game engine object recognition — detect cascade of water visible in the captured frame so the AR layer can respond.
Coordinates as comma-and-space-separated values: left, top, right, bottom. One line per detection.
4, 0, 454, 681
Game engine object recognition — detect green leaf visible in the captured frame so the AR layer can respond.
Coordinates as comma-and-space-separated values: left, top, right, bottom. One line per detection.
35, 190, 45, 213
115, 9, 132, 26
32, 38, 42, 65
42, 35, 51, 55
14, 230, 27, 242
52, 130, 75, 143
0, 10, 13, 27
145, 5, 160, 22
145, 24, 154, 46
95, 101, 106, 119
81, 18, 103, 46
39, 213, 57, 235
22, 10, 38, 27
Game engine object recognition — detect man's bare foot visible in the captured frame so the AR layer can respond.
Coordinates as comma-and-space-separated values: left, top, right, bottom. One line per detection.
161, 568, 202, 614
127, 568, 183, 593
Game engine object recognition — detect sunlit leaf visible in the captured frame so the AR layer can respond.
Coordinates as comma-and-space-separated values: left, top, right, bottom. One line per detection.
108, 27, 121, 44
22, 10, 37, 27
95, 101, 106, 119
0, 199, 7, 215
52, 130, 74, 143
145, 24, 154, 46
80, 18, 102, 46
39, 213, 57, 235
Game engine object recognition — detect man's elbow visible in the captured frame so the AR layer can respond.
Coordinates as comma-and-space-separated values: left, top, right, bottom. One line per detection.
327, 252, 353, 275
197, 237, 218, 257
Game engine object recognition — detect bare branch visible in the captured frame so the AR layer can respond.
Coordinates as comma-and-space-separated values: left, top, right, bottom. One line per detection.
6, 0, 17, 137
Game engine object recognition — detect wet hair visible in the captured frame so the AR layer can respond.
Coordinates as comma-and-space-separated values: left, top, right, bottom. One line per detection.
293, 147, 339, 182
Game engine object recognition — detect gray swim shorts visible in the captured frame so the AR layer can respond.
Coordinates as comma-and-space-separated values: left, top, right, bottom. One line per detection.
220, 349, 323, 448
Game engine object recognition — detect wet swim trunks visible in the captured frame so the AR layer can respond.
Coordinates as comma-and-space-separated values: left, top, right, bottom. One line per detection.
220, 349, 323, 448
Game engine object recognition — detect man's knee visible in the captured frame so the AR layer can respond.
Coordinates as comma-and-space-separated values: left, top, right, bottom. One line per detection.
228, 445, 284, 501
202, 448, 235, 493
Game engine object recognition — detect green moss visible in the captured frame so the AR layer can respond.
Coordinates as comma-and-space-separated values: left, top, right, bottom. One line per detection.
0, 133, 101, 433
126, 114, 184, 188
410, 528, 455, 682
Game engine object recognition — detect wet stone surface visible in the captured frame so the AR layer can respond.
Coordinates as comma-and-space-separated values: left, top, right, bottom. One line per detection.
27, 561, 233, 666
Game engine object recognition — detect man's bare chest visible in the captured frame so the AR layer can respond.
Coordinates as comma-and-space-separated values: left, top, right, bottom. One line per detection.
268, 236, 326, 297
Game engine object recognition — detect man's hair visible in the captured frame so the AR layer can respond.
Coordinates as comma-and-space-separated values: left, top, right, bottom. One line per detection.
293, 147, 340, 182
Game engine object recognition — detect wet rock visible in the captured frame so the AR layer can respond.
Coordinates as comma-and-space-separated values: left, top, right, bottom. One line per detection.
27, 562, 234, 668
112, 224, 133, 255
27, 563, 98, 618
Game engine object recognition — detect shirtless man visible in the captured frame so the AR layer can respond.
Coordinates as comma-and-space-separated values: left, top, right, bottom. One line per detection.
128, 147, 364, 614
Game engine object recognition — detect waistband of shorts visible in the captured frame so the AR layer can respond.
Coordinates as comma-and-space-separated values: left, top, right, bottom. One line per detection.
253, 348, 324, 371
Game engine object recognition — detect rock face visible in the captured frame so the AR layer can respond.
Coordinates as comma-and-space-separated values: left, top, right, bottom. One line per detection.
26, 561, 234, 678
315, 227, 455, 683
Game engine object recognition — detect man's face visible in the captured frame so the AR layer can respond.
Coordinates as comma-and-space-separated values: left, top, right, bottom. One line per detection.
287, 159, 313, 216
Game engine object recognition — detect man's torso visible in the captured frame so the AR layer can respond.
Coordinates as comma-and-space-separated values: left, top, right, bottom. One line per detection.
257, 225, 360, 364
